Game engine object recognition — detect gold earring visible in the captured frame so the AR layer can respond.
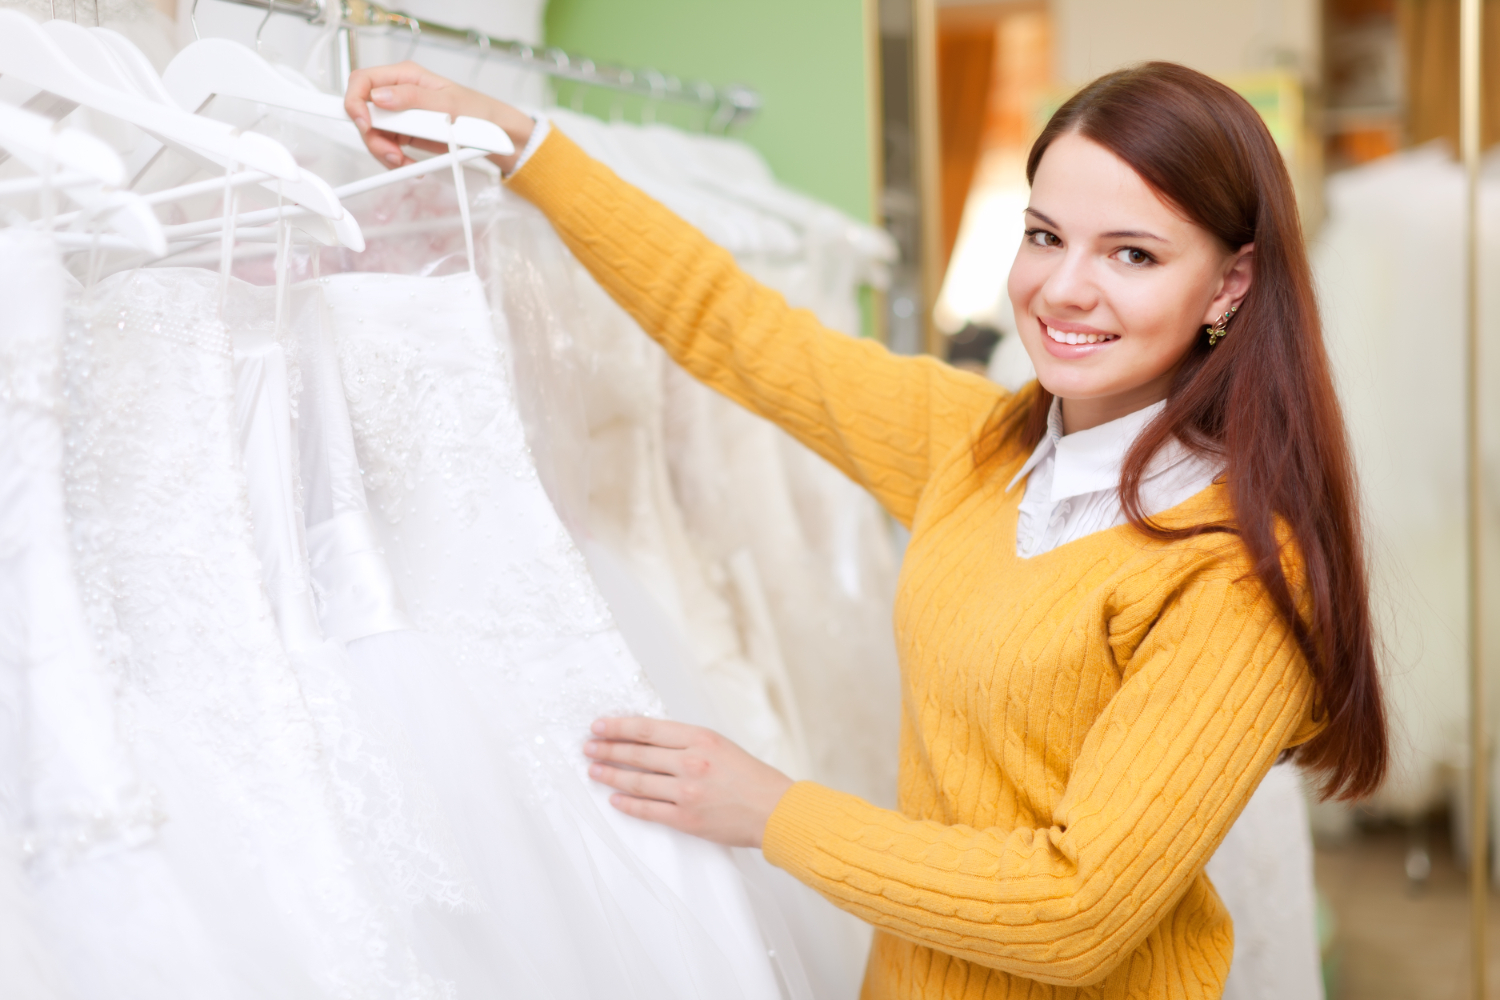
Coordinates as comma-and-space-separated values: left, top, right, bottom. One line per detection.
1207, 305, 1238, 347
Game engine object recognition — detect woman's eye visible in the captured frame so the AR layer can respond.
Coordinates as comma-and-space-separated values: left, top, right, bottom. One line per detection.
1025, 229, 1061, 248
1114, 247, 1153, 266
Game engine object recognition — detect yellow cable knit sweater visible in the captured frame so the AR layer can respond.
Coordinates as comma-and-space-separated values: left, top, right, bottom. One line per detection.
508, 129, 1324, 1000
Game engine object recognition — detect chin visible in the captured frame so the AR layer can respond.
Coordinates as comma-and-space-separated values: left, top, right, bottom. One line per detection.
1032, 366, 1110, 402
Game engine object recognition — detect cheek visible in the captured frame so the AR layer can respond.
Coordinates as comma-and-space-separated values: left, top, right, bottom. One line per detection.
1111, 280, 1201, 359
1006, 256, 1042, 320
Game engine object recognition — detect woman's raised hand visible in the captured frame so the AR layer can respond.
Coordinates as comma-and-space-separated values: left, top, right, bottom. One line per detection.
342, 62, 535, 173
584, 717, 795, 848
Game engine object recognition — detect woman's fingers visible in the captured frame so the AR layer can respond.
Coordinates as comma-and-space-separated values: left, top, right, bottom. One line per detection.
588, 762, 679, 803
343, 62, 535, 172
590, 716, 699, 749
344, 63, 477, 168
608, 794, 685, 827
369, 82, 458, 115
344, 62, 444, 123
583, 718, 793, 848
582, 738, 681, 775
362, 128, 411, 168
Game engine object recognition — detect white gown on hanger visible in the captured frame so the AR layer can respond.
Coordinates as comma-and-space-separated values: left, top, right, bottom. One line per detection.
485, 199, 808, 778
316, 266, 793, 1000
0, 229, 107, 1000
60, 265, 443, 1000
226, 276, 480, 923
0, 231, 245, 1000
228, 274, 604, 998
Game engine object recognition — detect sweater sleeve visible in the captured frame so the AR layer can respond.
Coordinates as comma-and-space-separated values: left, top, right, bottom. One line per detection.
505, 128, 1006, 526
761, 566, 1319, 987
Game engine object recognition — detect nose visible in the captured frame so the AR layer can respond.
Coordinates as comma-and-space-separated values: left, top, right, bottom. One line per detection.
1037, 246, 1099, 316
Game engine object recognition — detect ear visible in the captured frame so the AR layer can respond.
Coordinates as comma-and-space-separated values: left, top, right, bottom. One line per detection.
1202, 243, 1254, 324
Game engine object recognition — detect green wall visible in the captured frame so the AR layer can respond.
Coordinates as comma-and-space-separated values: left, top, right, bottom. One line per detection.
544, 0, 875, 223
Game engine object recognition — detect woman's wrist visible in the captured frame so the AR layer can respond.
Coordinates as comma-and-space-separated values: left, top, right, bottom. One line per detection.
483, 102, 536, 174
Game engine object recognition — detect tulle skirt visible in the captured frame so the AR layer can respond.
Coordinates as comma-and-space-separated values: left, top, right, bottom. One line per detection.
342, 626, 783, 1000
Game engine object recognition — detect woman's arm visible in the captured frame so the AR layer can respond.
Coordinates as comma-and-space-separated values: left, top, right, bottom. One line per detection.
344, 64, 1008, 526
587, 561, 1321, 987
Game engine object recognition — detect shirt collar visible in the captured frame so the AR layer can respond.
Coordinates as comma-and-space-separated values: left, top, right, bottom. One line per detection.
1007, 398, 1195, 502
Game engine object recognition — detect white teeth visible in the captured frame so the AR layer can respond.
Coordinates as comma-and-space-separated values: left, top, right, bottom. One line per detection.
1044, 323, 1118, 345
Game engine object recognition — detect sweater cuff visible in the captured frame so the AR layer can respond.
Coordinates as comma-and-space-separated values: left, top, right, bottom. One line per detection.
501, 114, 551, 178
762, 780, 852, 881
504, 125, 590, 211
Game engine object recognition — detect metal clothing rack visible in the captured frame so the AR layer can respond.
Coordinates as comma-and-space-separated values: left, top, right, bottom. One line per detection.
205, 0, 762, 131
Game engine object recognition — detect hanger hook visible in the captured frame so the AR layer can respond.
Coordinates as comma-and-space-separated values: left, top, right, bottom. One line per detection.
190, 0, 201, 40
642, 69, 666, 125
255, 0, 276, 55
467, 28, 489, 84
404, 16, 421, 62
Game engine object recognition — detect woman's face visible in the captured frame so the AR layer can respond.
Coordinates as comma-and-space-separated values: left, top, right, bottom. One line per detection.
1007, 131, 1253, 432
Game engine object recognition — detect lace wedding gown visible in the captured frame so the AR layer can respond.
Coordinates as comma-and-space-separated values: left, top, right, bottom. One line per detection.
59, 264, 443, 1000
314, 266, 793, 1000
0, 232, 255, 1000
0, 230, 113, 1000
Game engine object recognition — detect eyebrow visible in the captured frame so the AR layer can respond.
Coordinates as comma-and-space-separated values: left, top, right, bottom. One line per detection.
1024, 208, 1171, 244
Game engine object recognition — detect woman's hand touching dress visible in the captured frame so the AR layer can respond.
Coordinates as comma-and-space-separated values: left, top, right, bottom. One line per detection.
342, 61, 534, 173
584, 718, 795, 849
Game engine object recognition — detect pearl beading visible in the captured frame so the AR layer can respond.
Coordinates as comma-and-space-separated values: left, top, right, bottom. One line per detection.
72, 299, 232, 358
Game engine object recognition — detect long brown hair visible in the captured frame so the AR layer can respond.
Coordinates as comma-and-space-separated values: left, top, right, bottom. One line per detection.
979, 62, 1386, 800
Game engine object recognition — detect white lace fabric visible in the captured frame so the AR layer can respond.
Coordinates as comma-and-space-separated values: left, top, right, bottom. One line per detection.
62, 266, 446, 1000
225, 276, 479, 919
0, 230, 167, 1000
318, 267, 788, 1000
0, 232, 157, 872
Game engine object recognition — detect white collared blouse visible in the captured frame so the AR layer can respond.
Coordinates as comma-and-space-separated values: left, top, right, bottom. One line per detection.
1009, 398, 1222, 558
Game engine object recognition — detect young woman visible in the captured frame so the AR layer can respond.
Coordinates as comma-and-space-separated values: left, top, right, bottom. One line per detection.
345, 61, 1387, 998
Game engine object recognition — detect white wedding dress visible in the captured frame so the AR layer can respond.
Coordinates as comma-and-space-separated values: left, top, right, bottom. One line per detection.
0, 232, 257, 1000
314, 265, 794, 1000
0, 229, 116, 1000
59, 264, 444, 1000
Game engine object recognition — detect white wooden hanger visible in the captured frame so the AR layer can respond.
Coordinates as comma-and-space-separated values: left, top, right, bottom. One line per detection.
156, 145, 489, 255
0, 11, 299, 182
39, 20, 143, 96
89, 27, 182, 106
162, 37, 515, 157
0, 100, 165, 255
34, 19, 361, 250
0, 98, 122, 187
156, 37, 511, 249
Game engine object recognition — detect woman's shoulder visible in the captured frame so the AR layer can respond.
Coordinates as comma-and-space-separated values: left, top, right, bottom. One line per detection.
1104, 487, 1310, 612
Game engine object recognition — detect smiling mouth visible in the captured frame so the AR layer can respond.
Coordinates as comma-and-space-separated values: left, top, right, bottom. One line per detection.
1043, 322, 1120, 346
